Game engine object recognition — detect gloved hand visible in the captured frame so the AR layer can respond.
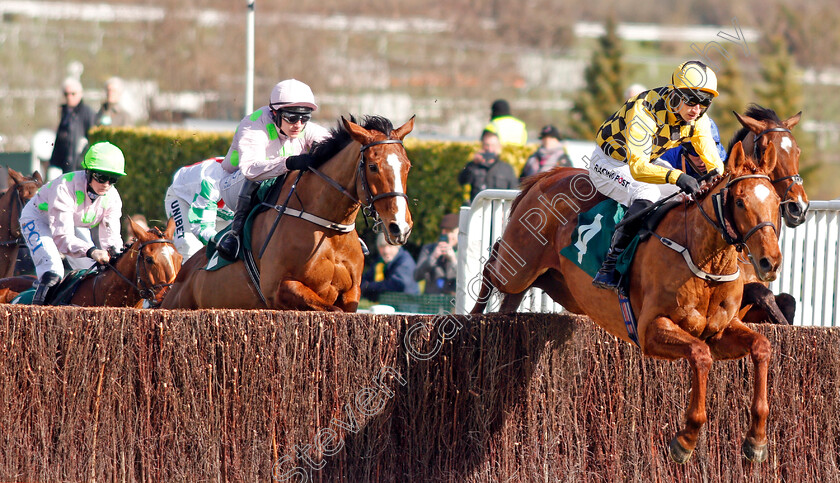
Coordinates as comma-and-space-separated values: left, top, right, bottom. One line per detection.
676, 173, 701, 196
88, 248, 111, 264
285, 154, 314, 171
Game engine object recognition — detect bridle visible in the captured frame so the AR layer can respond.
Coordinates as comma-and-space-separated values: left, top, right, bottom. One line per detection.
697, 174, 778, 249
305, 138, 408, 231
94, 238, 177, 306
750, 126, 804, 208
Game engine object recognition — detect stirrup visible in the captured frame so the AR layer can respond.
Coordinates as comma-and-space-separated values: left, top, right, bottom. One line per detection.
216, 231, 241, 260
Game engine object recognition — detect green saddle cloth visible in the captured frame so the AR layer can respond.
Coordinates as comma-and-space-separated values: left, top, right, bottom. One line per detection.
559, 199, 641, 278
204, 176, 283, 271
11, 268, 95, 305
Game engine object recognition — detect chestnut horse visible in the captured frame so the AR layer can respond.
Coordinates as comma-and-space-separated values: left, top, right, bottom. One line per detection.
0, 168, 43, 277
6, 217, 181, 306
161, 115, 415, 310
471, 142, 781, 463
730, 105, 806, 324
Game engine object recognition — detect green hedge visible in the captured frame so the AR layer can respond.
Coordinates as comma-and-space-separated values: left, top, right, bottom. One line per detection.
89, 127, 535, 254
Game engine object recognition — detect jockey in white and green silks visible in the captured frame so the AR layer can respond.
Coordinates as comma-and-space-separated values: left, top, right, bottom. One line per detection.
164, 157, 234, 258
216, 79, 329, 260
20, 141, 126, 305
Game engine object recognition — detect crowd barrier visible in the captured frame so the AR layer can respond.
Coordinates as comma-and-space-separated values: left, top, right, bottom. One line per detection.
455, 192, 840, 326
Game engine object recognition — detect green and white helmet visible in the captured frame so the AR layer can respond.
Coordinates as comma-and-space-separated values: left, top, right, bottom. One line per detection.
82, 141, 127, 176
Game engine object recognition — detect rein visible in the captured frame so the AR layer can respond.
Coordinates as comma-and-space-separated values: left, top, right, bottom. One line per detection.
696, 174, 778, 248
95, 238, 176, 305
259, 138, 408, 258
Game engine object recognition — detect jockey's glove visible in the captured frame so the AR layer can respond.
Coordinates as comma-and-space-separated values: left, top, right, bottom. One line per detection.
285, 154, 315, 172
87, 247, 111, 264
676, 173, 701, 196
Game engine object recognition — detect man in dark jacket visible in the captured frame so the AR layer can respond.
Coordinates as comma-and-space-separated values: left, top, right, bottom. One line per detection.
414, 213, 459, 295
49, 78, 96, 176
361, 233, 420, 302
458, 131, 518, 204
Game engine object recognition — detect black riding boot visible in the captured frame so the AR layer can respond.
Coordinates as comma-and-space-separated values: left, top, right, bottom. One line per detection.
592, 200, 652, 294
32, 271, 61, 306
216, 180, 259, 261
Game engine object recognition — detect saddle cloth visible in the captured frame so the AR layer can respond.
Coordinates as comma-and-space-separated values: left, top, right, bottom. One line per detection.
559, 199, 641, 278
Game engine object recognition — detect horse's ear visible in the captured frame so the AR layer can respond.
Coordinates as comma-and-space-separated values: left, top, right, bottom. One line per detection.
163, 217, 176, 240
392, 115, 415, 141
728, 141, 747, 173
127, 216, 150, 242
783, 111, 802, 130
733, 111, 764, 133
760, 141, 778, 174
32, 171, 43, 184
7, 167, 23, 186
341, 116, 376, 145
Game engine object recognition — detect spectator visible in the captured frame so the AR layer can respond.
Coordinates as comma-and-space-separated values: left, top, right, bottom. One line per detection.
414, 213, 459, 295
458, 131, 518, 204
95, 77, 131, 127
48, 77, 96, 180
164, 157, 234, 257
520, 125, 573, 180
483, 99, 528, 147
623, 83, 648, 101
361, 233, 419, 302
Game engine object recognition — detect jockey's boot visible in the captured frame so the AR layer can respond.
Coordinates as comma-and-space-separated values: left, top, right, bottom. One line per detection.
32, 271, 61, 306
216, 180, 259, 261
592, 199, 652, 294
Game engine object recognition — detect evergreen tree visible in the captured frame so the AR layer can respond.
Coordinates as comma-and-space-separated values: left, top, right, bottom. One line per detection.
756, 35, 802, 120
713, 58, 751, 147
569, 18, 627, 139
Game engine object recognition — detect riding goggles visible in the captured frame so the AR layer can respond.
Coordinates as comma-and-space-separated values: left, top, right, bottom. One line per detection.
90, 171, 120, 185
280, 111, 311, 124
676, 89, 713, 108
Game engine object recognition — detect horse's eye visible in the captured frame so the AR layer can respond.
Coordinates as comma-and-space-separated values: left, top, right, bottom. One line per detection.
145, 256, 154, 264
735, 199, 745, 209
368, 164, 379, 173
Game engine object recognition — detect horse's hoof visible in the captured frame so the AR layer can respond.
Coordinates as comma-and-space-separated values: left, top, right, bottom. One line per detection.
669, 437, 693, 464
742, 439, 768, 463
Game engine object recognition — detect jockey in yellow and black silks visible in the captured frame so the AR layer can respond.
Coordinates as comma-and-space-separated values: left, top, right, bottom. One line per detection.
589, 61, 726, 293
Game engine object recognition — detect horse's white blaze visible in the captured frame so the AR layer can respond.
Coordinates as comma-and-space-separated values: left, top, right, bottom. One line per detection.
160, 245, 178, 279
386, 153, 410, 230
797, 194, 808, 212
754, 184, 772, 202
780, 136, 793, 153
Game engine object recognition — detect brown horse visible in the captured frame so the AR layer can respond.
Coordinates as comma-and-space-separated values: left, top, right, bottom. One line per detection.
69, 217, 181, 306
471, 141, 781, 463
0, 168, 43, 277
161, 115, 415, 310
4, 218, 181, 306
730, 105, 806, 324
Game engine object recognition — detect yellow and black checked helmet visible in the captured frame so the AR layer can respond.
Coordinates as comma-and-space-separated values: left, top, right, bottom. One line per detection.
671, 61, 718, 104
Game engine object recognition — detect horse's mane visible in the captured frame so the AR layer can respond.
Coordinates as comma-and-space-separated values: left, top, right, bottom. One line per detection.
727, 104, 782, 154
510, 170, 556, 213
309, 115, 396, 169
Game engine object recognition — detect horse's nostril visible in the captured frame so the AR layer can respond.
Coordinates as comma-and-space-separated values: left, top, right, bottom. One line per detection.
388, 222, 401, 237
759, 258, 774, 273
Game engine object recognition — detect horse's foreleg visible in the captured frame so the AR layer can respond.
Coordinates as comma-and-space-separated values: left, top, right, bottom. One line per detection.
470, 249, 499, 315
706, 317, 771, 463
273, 280, 342, 312
641, 316, 712, 464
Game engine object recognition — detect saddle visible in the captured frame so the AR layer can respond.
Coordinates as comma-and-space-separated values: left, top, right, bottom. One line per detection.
12, 268, 95, 305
